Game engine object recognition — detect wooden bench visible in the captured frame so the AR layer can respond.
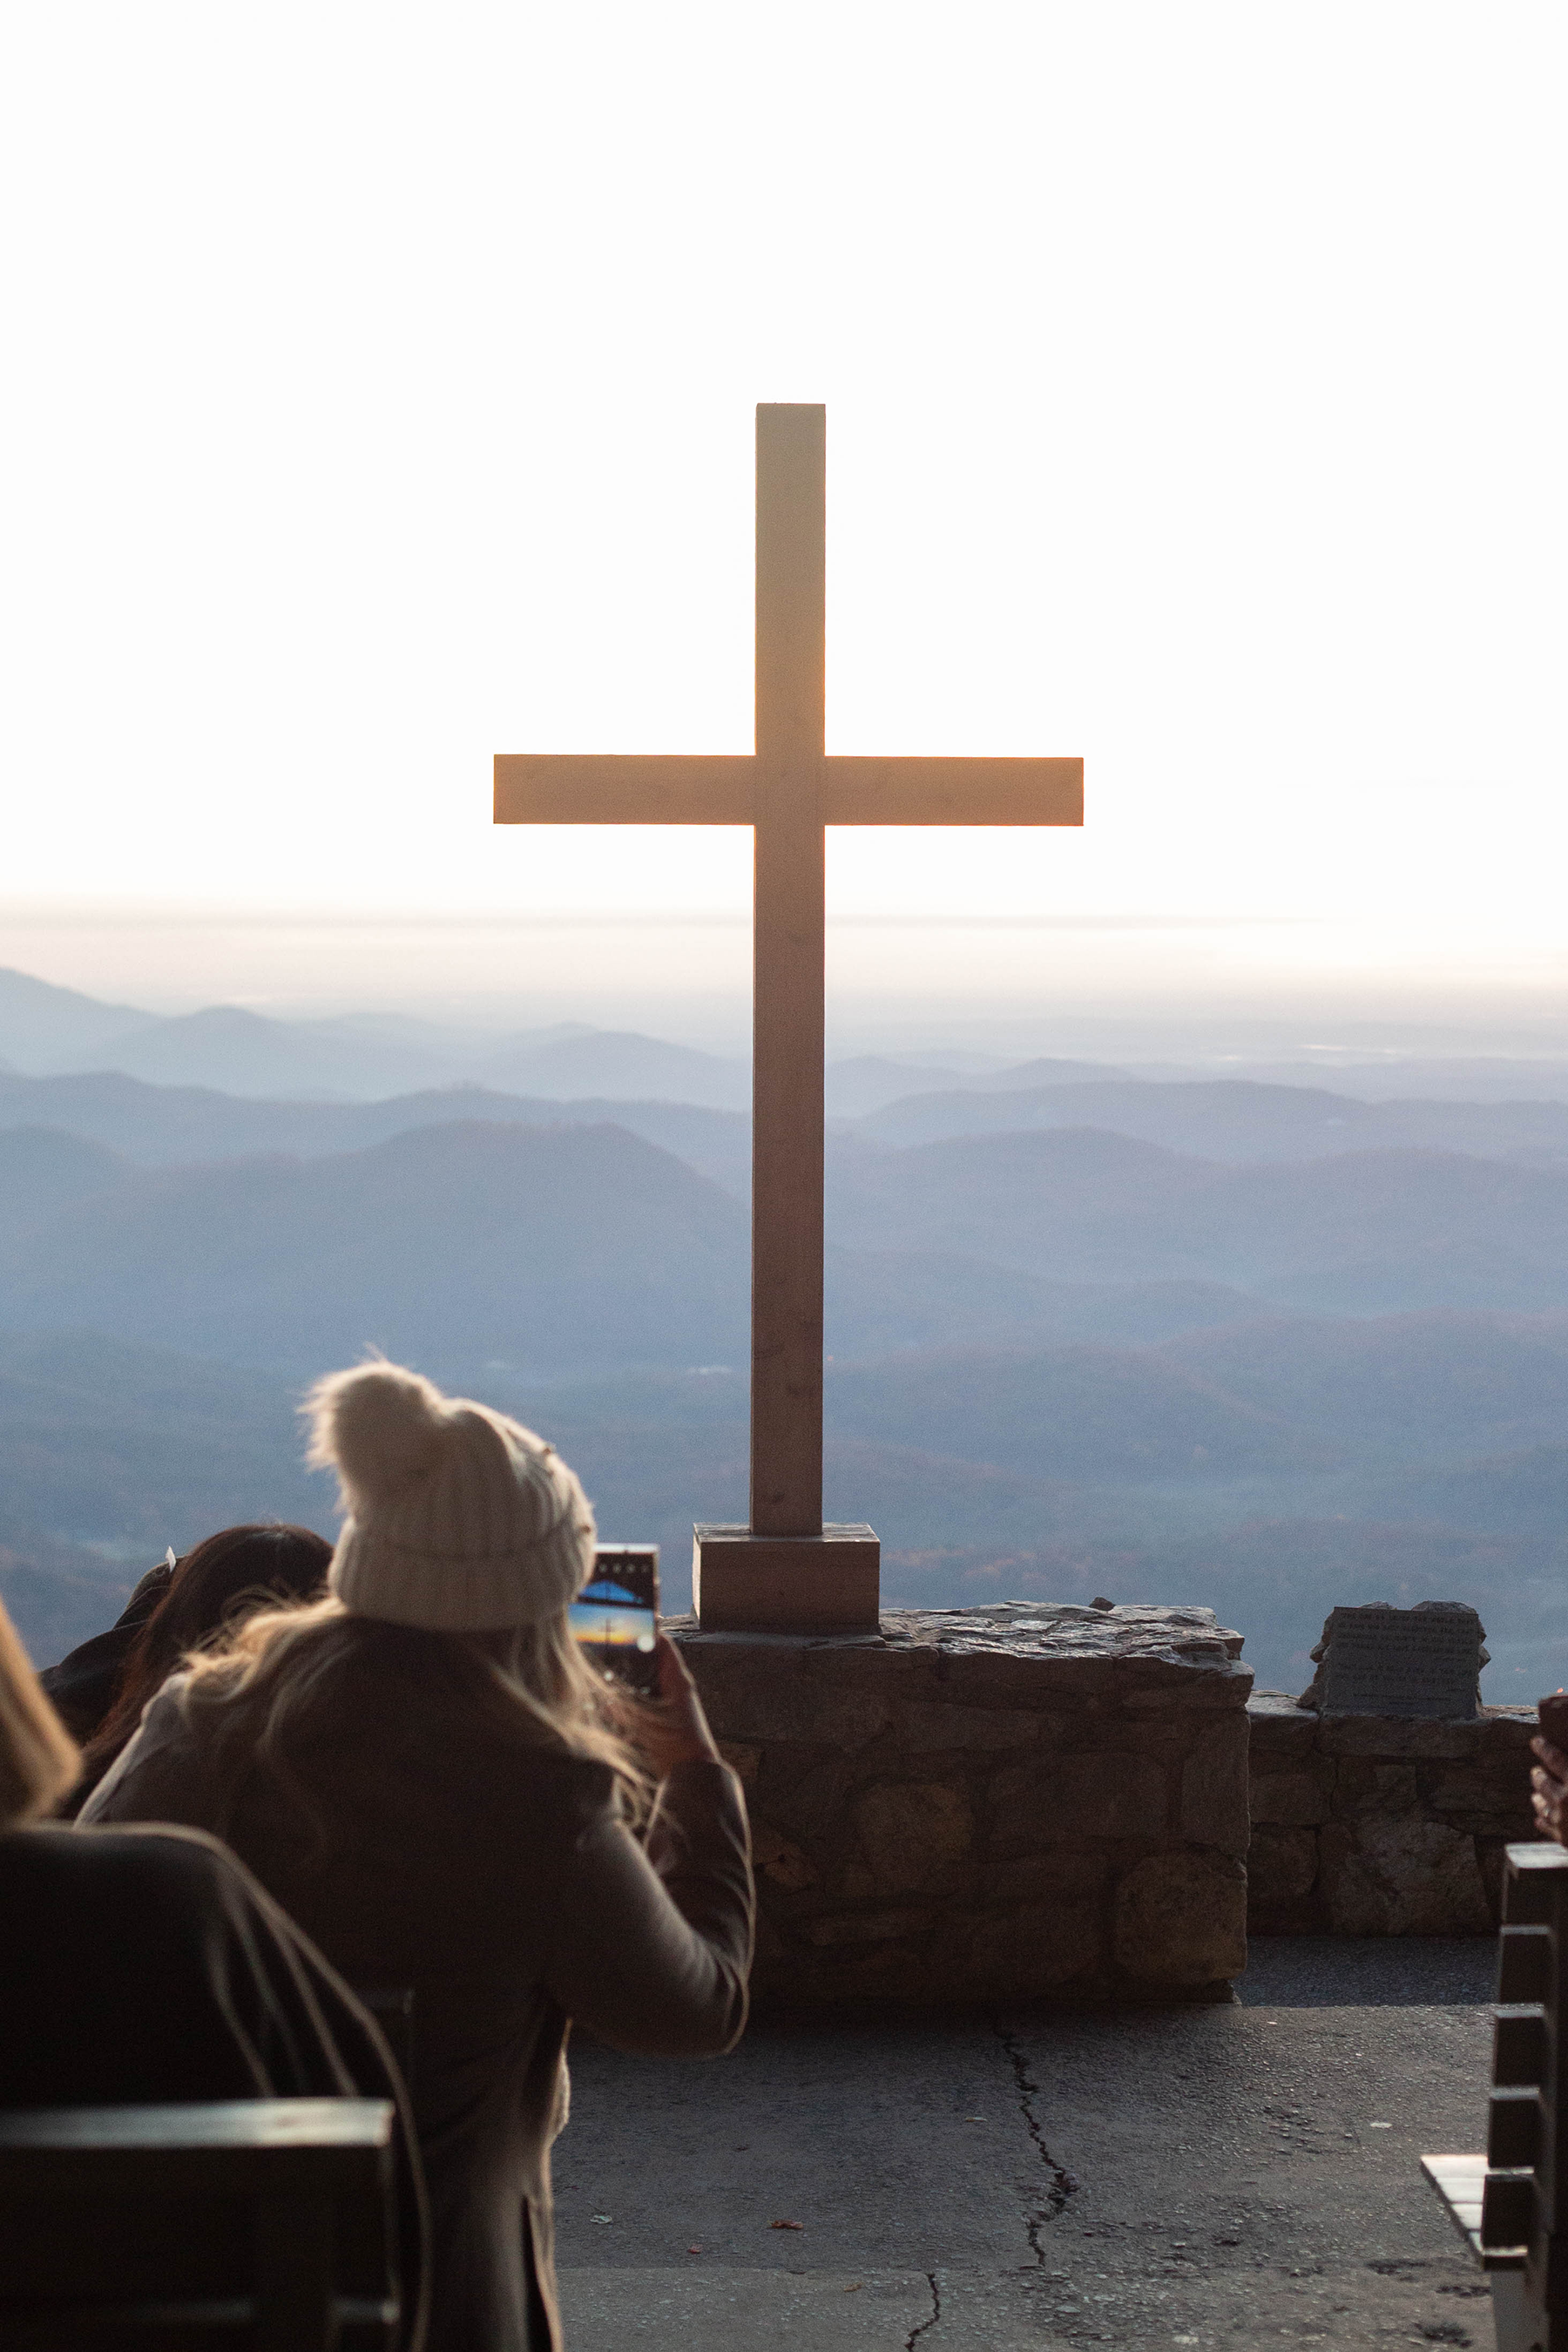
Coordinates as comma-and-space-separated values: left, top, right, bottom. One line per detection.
0, 2097, 404, 2349
1423, 1840, 1568, 2352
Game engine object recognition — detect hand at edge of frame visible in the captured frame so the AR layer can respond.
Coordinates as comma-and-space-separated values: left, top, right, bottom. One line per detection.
1531, 1735, 1568, 1844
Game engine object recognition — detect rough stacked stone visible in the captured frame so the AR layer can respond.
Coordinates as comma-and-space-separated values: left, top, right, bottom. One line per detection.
667, 1601, 1253, 2007
1247, 1691, 1538, 1935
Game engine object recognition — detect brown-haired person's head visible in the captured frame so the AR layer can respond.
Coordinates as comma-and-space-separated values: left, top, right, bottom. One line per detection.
64, 1524, 332, 1815
0, 1598, 78, 1830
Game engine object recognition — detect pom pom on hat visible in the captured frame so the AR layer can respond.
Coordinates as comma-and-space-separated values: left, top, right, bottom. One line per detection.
307, 1361, 449, 1504
304, 1360, 597, 1632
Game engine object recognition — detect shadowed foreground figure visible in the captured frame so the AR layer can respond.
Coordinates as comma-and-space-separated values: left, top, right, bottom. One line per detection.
38, 1555, 177, 1741
85, 1360, 754, 2352
0, 1592, 428, 2344
43, 1523, 332, 1814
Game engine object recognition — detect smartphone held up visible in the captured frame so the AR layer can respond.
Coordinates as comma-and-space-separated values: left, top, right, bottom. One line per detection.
571, 1545, 660, 1700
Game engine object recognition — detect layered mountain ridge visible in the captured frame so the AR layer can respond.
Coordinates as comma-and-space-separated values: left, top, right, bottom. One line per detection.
5, 965, 1568, 1698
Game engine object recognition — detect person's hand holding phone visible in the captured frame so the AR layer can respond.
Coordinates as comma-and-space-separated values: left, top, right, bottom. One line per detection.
632, 1635, 724, 1781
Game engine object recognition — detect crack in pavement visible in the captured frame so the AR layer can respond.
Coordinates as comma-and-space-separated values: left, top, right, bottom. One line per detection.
991, 2014, 1079, 2260
903, 2270, 941, 2349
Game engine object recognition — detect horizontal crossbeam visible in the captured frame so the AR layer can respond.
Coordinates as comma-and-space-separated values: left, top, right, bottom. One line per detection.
494, 754, 1084, 828
495, 755, 755, 825
825, 756, 1082, 826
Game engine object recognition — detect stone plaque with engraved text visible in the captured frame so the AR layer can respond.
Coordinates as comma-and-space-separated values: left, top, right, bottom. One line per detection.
1302, 1602, 1485, 1720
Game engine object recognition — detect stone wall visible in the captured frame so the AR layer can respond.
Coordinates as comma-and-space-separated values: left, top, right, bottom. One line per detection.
1247, 1692, 1538, 1936
669, 1601, 1253, 2008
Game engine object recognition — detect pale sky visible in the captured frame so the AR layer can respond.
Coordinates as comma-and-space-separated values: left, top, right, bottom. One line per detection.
3, 3, 1565, 1024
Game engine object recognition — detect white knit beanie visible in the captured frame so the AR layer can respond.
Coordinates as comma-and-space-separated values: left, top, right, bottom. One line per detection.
304, 1361, 596, 1631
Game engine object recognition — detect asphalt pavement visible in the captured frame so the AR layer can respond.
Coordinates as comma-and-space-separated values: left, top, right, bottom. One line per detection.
553, 1937, 1499, 2349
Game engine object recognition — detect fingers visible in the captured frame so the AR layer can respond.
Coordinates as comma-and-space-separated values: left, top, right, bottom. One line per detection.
648, 1633, 720, 1767
1530, 1740, 1568, 1844
655, 1632, 697, 1703
1532, 1764, 1568, 1843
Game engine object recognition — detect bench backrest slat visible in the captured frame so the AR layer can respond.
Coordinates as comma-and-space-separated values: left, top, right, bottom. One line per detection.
0, 2099, 399, 2348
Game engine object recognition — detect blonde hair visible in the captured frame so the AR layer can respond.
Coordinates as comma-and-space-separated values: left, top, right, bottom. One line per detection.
179, 1592, 653, 1837
0, 1598, 79, 1830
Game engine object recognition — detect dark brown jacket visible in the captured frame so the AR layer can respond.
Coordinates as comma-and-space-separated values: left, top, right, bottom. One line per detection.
83, 1631, 753, 2352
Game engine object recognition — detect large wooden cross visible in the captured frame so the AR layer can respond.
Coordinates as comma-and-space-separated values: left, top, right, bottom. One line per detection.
496, 405, 1082, 1632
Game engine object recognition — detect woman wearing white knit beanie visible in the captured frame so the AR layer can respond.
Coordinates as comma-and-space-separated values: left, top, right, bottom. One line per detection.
317, 1361, 601, 1632
84, 1359, 754, 2352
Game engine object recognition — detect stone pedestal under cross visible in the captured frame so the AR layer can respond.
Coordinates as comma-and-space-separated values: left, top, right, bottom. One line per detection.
495, 404, 1083, 1632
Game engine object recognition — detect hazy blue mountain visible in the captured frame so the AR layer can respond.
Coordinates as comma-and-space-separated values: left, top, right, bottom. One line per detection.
1189, 1058, 1568, 1104
0, 1071, 751, 1189
0, 1329, 335, 1664
0, 1329, 327, 1542
10, 963, 1568, 1693
0, 1071, 265, 1162
60, 1012, 753, 1112
0, 1117, 1273, 1375
22, 1058, 1568, 1222
976, 1055, 1138, 1092
1, 964, 747, 1105
826, 1058, 972, 1118
1, 1537, 144, 1673
1159, 1150, 1568, 1315
61, 1004, 461, 1100
473, 1030, 750, 1110
821, 1341, 1331, 1481
0, 968, 150, 1072
1314, 1097, 1568, 1166
856, 1078, 1386, 1152
828, 1128, 1568, 1312
306, 1013, 589, 1059
823, 1253, 1266, 1355
855, 1074, 1568, 1164
1157, 1311, 1568, 1462
824, 1053, 1120, 1118
827, 1126, 1212, 1268
1364, 1442, 1568, 1538
6, 1314, 1568, 1694
0, 1128, 130, 1231
13, 1103, 1568, 1365
0, 1122, 754, 1375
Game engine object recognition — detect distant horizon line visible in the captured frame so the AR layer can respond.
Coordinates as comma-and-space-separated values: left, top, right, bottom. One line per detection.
0, 904, 1325, 935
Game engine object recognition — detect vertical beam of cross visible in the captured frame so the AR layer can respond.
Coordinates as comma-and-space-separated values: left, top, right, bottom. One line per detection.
495, 403, 1082, 1630
752, 406, 826, 1536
